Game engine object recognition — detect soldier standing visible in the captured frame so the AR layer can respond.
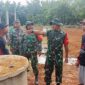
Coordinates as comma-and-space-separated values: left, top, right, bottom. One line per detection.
0, 23, 9, 55
21, 21, 39, 85
76, 19, 85, 85
34, 18, 69, 85
9, 20, 24, 55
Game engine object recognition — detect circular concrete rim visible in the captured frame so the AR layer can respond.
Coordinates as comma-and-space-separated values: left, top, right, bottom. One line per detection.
0, 55, 29, 81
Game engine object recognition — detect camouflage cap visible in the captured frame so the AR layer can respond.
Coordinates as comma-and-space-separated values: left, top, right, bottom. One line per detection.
14, 19, 20, 23
26, 21, 34, 26
0, 23, 8, 30
80, 19, 85, 25
50, 18, 63, 26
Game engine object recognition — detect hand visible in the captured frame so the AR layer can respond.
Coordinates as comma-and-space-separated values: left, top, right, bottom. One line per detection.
65, 58, 68, 63
75, 60, 79, 67
75, 62, 79, 68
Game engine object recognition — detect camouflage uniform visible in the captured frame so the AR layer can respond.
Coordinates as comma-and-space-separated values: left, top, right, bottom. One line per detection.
45, 29, 66, 84
21, 33, 38, 77
36, 39, 42, 52
9, 28, 24, 55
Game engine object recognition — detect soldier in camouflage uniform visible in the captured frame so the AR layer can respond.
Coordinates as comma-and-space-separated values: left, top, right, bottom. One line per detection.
21, 21, 39, 85
44, 18, 69, 85
34, 18, 69, 85
9, 20, 24, 55
0, 23, 9, 55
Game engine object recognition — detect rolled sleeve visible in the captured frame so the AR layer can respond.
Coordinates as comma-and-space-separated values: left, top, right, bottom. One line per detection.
64, 33, 69, 46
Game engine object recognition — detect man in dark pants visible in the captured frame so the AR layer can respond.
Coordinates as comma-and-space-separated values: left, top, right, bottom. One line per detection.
9, 20, 24, 55
76, 19, 85, 85
44, 18, 69, 85
0, 23, 9, 55
35, 18, 69, 85
21, 21, 39, 85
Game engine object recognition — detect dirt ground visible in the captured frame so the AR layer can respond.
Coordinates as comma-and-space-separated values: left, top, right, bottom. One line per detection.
64, 28, 82, 57
28, 28, 82, 85
28, 64, 79, 85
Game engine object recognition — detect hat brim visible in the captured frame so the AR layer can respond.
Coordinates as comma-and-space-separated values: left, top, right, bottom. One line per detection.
80, 21, 85, 25
5, 24, 9, 27
80, 19, 85, 24
26, 23, 34, 26
80, 21, 85, 23
0, 24, 8, 30
50, 21, 63, 26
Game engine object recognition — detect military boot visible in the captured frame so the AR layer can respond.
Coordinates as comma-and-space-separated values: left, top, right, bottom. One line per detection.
46, 82, 50, 85
35, 76, 38, 85
56, 83, 60, 85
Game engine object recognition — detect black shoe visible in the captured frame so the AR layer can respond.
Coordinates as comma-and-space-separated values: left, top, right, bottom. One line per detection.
35, 77, 38, 85
46, 83, 50, 85
35, 80, 38, 85
57, 83, 60, 85
35, 81, 38, 85
78, 84, 84, 85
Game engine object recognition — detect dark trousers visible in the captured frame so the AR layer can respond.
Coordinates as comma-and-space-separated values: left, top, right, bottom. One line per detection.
44, 53, 63, 84
24, 52, 38, 77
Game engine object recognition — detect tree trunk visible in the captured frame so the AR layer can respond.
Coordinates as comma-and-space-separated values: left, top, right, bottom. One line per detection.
6, 10, 9, 25
0, 16, 1, 23
14, 5, 16, 21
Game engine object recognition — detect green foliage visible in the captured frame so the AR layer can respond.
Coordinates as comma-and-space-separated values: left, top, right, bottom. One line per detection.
0, 0, 85, 25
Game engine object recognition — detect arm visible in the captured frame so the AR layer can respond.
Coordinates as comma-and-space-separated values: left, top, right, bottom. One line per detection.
9, 32, 14, 52
64, 33, 69, 63
76, 55, 80, 67
34, 30, 46, 36
76, 36, 83, 67
0, 39, 9, 55
9, 32, 12, 45
64, 44, 69, 63
0, 48, 3, 55
20, 34, 25, 55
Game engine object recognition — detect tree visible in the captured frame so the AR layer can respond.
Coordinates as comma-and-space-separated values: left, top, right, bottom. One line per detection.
0, 1, 5, 23
0, 0, 85, 25
5, 1, 10, 25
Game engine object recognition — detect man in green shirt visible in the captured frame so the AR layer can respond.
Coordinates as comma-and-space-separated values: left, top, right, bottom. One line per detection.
21, 21, 39, 85
34, 18, 69, 85
9, 20, 24, 55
